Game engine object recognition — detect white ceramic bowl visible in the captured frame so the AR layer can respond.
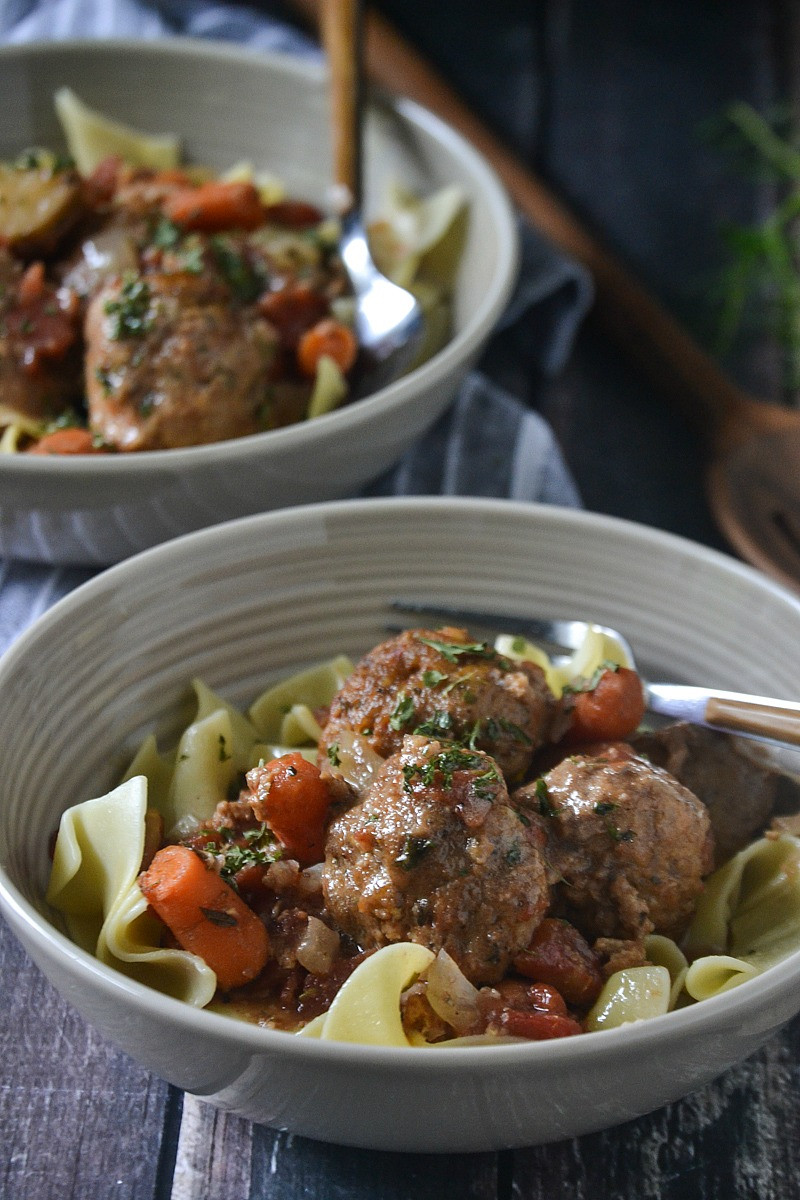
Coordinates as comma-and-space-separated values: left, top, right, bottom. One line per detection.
0, 40, 518, 566
2, 496, 800, 1152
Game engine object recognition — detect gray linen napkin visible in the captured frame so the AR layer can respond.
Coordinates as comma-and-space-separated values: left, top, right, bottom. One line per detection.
0, 0, 592, 652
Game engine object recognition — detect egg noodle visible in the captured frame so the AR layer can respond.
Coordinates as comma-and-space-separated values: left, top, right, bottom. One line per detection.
46, 626, 800, 1046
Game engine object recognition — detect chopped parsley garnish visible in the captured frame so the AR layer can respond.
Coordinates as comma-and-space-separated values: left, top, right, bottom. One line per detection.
563, 660, 620, 695
466, 716, 531, 751
594, 801, 617, 815
417, 636, 508, 667
207, 822, 283, 882
389, 692, 416, 731
421, 669, 448, 688
103, 274, 153, 340
489, 716, 533, 744
535, 777, 557, 817
14, 148, 74, 173
94, 366, 115, 395
200, 906, 238, 927
402, 747, 500, 794
326, 742, 341, 767
505, 840, 523, 866
177, 239, 206, 275
395, 835, 434, 870
413, 709, 453, 738
210, 235, 261, 301
151, 217, 181, 249
473, 768, 501, 799
43, 409, 82, 433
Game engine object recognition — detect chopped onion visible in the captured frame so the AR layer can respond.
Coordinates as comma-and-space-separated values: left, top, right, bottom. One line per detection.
264, 859, 299, 891
170, 813, 200, 840
298, 862, 325, 896
331, 729, 385, 794
424, 949, 480, 1035
296, 915, 340, 975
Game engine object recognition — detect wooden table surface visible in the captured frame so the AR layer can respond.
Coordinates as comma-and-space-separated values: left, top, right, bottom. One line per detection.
5, 1, 800, 1196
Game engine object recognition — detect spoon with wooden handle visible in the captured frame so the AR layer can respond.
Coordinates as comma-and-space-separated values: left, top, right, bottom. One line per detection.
319, 0, 423, 396
288, 0, 800, 595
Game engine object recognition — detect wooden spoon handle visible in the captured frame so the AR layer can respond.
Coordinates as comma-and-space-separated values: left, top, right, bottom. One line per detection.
647, 684, 800, 747
293, 0, 748, 433
319, 0, 364, 211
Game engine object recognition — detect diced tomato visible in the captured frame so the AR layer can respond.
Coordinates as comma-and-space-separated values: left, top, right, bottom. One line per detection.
495, 1008, 583, 1040
513, 917, 604, 1009
6, 274, 80, 374
257, 282, 330, 349
263, 200, 324, 228
18, 261, 46, 304
562, 667, 646, 745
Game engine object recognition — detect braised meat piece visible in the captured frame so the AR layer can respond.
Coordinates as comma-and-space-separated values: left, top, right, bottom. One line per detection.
516, 752, 714, 941
318, 627, 555, 783
632, 722, 783, 867
322, 735, 550, 984
0, 249, 82, 418
84, 270, 278, 449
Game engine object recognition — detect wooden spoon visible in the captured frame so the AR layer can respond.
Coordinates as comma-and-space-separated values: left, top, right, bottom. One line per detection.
288, 0, 800, 594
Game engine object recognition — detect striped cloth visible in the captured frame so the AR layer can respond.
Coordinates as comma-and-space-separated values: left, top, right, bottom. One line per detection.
0, 0, 592, 653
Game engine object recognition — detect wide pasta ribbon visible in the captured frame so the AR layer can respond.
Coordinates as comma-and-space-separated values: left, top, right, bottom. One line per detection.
46, 776, 216, 1006
682, 833, 800, 999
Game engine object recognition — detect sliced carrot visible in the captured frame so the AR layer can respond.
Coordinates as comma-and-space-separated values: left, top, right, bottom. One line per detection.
138, 844, 270, 991
26, 428, 103, 455
163, 180, 264, 232
246, 753, 335, 866
296, 318, 358, 378
563, 666, 646, 745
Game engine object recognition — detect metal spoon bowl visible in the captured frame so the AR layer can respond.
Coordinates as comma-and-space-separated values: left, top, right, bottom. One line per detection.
389, 599, 800, 749
321, 0, 423, 397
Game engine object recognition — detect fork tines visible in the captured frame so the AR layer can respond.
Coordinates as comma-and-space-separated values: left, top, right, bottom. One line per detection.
388, 600, 589, 657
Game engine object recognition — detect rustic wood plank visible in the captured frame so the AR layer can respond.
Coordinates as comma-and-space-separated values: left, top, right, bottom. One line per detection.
511, 1017, 800, 1200
0, 916, 170, 1200
170, 1095, 253, 1200
248, 1127, 500, 1199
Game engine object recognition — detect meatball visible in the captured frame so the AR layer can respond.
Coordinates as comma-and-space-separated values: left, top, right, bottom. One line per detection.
515, 752, 714, 941
84, 270, 278, 449
631, 722, 780, 867
322, 735, 550, 984
319, 627, 555, 782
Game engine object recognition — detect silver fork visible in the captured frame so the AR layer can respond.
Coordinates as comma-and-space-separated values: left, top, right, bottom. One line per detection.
389, 600, 800, 749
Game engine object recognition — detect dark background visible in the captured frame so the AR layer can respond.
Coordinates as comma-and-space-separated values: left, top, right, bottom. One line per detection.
277, 0, 796, 554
